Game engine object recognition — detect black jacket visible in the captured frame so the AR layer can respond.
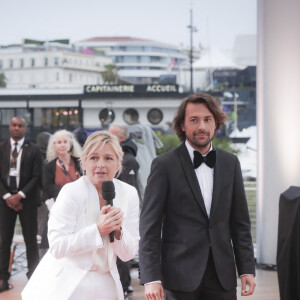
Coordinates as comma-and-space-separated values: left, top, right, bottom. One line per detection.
0, 139, 42, 206
118, 138, 140, 193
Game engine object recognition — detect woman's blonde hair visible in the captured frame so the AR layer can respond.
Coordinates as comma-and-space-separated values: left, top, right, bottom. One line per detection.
81, 131, 123, 176
46, 129, 82, 162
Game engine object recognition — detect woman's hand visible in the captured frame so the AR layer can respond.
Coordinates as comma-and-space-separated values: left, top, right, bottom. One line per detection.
97, 205, 123, 236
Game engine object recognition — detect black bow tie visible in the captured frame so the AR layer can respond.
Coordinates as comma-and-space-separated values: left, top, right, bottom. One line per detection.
193, 150, 216, 169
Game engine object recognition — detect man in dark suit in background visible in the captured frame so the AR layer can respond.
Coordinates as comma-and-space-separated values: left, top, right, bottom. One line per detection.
109, 124, 140, 297
0, 117, 42, 292
139, 93, 256, 300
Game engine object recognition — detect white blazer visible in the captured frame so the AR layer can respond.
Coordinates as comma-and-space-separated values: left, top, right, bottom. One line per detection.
22, 176, 140, 300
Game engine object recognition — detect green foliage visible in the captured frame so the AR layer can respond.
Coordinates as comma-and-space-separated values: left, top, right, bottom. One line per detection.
155, 132, 180, 155
0, 73, 6, 88
212, 137, 239, 154
155, 132, 238, 155
100, 64, 119, 84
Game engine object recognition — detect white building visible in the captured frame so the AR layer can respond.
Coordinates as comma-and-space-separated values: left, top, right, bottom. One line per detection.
74, 37, 189, 85
0, 41, 112, 89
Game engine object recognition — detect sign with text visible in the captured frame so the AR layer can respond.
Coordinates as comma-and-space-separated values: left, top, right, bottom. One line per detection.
84, 84, 179, 95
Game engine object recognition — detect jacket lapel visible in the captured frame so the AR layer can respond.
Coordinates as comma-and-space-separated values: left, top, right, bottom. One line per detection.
20, 139, 30, 169
210, 148, 223, 218
177, 144, 208, 218
3, 141, 11, 178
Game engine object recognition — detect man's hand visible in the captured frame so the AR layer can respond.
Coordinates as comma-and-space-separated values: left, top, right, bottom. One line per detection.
241, 275, 256, 296
6, 194, 23, 212
145, 283, 164, 300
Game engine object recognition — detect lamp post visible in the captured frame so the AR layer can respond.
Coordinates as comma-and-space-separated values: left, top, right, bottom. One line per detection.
187, 8, 197, 93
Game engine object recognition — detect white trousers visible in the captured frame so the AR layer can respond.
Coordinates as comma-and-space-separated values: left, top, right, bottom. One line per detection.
69, 272, 118, 300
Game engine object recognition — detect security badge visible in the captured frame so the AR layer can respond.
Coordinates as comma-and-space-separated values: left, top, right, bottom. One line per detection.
9, 168, 18, 177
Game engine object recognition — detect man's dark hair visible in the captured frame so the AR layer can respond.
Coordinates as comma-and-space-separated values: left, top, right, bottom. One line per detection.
173, 92, 227, 142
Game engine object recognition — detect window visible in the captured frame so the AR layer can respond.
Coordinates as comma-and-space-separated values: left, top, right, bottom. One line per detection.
20, 59, 24, 68
140, 56, 150, 63
34, 108, 80, 131
123, 108, 139, 125
115, 56, 124, 63
54, 57, 59, 66
9, 59, 13, 68
150, 56, 161, 62
31, 58, 35, 67
147, 108, 163, 125
44, 57, 48, 67
99, 109, 115, 126
69, 73, 72, 82
0, 60, 2, 68
123, 56, 139, 63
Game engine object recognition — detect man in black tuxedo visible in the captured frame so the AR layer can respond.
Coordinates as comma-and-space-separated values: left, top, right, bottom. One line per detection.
139, 93, 256, 300
0, 117, 42, 292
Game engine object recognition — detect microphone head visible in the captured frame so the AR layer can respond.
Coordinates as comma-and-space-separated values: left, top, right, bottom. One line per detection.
102, 181, 115, 201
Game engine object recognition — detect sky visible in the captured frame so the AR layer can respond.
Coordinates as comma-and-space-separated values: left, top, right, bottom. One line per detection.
0, 0, 256, 51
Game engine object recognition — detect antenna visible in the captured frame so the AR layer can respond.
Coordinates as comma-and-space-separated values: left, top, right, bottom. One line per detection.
187, 7, 197, 93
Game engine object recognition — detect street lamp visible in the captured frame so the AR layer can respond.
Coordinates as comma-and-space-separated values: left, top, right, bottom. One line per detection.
187, 8, 197, 93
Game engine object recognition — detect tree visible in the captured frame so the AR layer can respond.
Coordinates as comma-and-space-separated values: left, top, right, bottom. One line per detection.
100, 64, 118, 84
0, 73, 6, 88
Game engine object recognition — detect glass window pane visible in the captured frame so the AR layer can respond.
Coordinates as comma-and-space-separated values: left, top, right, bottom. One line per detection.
147, 108, 163, 125
99, 108, 115, 127
123, 108, 139, 125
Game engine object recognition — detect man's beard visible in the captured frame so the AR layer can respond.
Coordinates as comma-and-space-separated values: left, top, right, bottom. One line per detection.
186, 130, 215, 150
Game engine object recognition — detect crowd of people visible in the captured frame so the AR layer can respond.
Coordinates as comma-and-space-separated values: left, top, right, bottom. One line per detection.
0, 92, 256, 300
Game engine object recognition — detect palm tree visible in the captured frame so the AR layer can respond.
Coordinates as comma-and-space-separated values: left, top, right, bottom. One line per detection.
100, 64, 118, 84
0, 73, 6, 88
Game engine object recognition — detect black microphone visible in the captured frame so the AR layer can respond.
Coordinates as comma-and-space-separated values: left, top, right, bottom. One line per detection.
102, 181, 116, 243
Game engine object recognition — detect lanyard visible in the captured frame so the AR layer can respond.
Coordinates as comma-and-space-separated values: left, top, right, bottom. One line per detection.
10, 143, 23, 166
58, 158, 75, 182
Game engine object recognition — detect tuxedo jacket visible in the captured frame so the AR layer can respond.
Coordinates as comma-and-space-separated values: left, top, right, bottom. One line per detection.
139, 143, 255, 292
0, 139, 42, 206
22, 176, 140, 300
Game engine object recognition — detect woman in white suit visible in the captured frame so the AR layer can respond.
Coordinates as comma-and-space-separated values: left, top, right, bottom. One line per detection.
22, 131, 140, 300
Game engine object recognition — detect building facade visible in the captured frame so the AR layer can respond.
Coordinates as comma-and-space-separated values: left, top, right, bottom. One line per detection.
75, 37, 189, 85
0, 84, 187, 141
0, 41, 112, 88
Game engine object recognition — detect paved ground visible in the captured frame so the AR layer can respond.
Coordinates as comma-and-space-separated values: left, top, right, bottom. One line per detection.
0, 241, 280, 300
0, 266, 280, 300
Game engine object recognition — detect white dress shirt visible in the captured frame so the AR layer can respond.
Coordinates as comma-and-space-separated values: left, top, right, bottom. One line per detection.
185, 140, 214, 218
